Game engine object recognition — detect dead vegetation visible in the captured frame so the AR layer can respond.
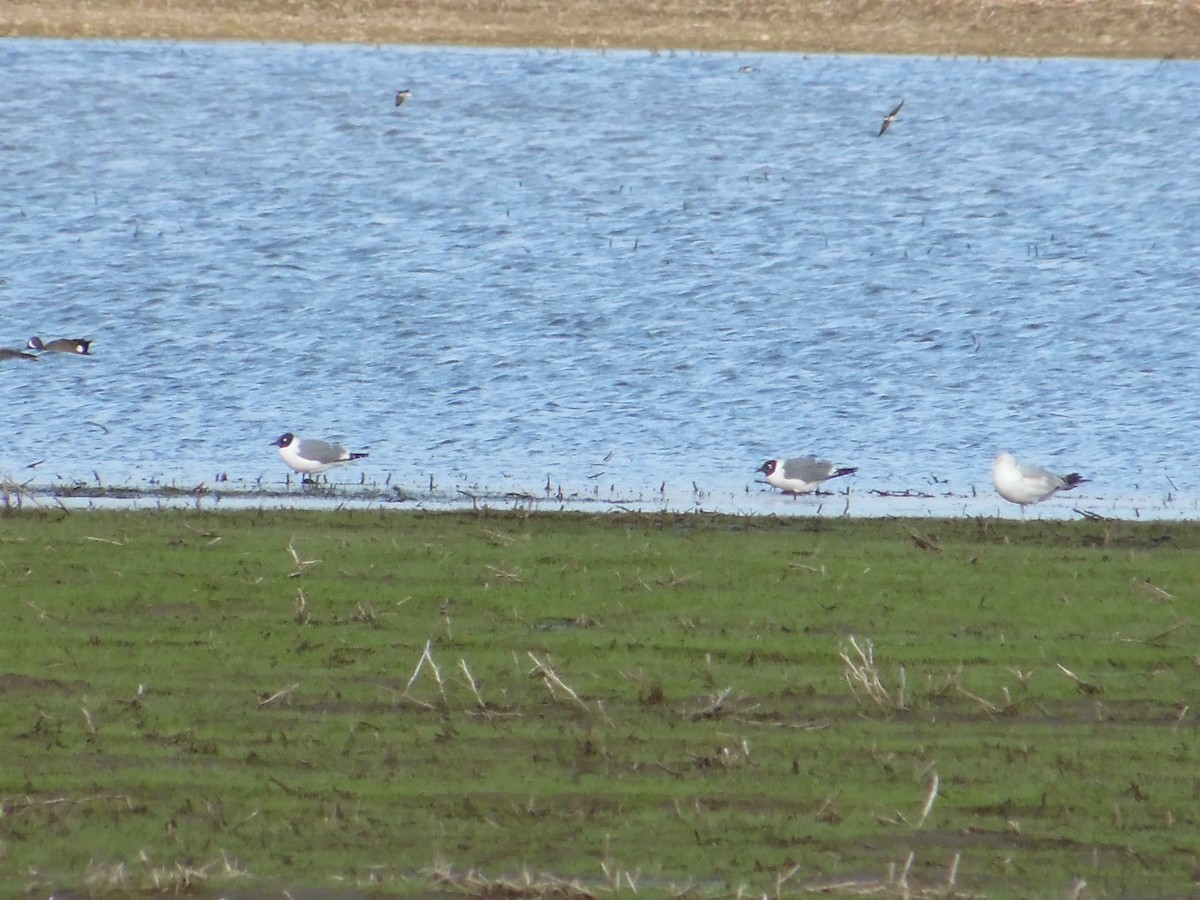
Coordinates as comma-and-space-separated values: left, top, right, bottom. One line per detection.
83, 851, 249, 893
3, 0, 1197, 58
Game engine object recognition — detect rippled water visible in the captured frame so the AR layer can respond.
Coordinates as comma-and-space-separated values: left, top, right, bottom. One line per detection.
2, 39, 1198, 517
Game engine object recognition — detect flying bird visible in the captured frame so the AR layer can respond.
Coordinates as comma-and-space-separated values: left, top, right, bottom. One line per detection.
878, 99, 904, 137
757, 457, 858, 495
394, 89, 413, 107
273, 432, 368, 482
992, 452, 1087, 507
27, 337, 92, 355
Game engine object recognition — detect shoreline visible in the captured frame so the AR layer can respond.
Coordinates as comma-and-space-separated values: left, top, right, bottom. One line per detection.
5, 0, 1199, 59
6, 478, 1194, 522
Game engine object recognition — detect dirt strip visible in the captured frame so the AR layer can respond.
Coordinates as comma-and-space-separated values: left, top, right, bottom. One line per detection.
4, 0, 1198, 58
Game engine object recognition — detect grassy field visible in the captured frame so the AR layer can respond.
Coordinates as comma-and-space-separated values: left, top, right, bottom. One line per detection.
1, 507, 1197, 896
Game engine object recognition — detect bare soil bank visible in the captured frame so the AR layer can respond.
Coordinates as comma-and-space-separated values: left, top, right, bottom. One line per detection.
5, 0, 1198, 58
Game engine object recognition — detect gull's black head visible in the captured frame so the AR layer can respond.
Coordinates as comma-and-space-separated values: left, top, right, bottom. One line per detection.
757, 459, 777, 476
273, 433, 295, 448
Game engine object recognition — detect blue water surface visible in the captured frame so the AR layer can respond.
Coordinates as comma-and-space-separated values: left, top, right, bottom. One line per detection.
2, 39, 1199, 517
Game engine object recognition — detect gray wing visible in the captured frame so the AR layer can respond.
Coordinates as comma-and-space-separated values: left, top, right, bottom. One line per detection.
781, 456, 835, 483
297, 438, 347, 464
1015, 459, 1065, 490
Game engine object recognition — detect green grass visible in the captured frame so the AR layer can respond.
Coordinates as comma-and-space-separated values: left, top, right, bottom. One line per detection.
0, 508, 1196, 896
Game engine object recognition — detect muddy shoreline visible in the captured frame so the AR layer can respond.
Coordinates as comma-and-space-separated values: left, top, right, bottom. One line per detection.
5, 0, 1198, 59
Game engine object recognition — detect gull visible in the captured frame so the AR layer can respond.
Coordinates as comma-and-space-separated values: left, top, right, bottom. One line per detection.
273, 432, 368, 481
757, 457, 858, 495
992, 452, 1087, 507
877, 99, 904, 137
27, 336, 92, 355
394, 89, 413, 107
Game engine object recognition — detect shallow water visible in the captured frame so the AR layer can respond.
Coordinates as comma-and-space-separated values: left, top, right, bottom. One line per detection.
2, 40, 1198, 518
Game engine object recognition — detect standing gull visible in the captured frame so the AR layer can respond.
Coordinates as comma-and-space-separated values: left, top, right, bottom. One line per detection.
757, 457, 858, 495
273, 433, 368, 481
877, 99, 904, 137
992, 452, 1086, 507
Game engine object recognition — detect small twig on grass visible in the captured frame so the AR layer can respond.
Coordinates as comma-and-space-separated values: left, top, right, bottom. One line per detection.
427, 862, 597, 899
406, 640, 448, 707
916, 772, 940, 828
84, 536, 123, 546
689, 687, 732, 720
1119, 621, 1187, 646
804, 850, 979, 898
689, 737, 752, 770
1173, 702, 1189, 732
351, 601, 376, 624
787, 562, 824, 574
1133, 578, 1172, 601
527, 651, 590, 712
894, 851, 915, 891
3, 794, 132, 818
1, 475, 32, 510
181, 522, 222, 545
1056, 662, 1101, 695
840, 636, 906, 711
24, 599, 53, 621
286, 541, 321, 578
83, 849, 244, 892
662, 567, 693, 588
257, 682, 299, 708
459, 658, 486, 710
293, 589, 309, 624
486, 564, 523, 583
956, 685, 1001, 714
229, 809, 259, 834
907, 529, 942, 552
480, 527, 516, 545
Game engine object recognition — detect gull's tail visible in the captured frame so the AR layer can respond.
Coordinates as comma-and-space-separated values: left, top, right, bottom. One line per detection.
350, 452, 369, 461
831, 467, 858, 479
1062, 473, 1086, 490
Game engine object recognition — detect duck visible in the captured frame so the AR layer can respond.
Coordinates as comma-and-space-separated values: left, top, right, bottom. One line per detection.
27, 337, 92, 355
0, 347, 38, 361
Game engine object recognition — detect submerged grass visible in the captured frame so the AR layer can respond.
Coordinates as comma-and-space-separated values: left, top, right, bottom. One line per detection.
0, 508, 1197, 896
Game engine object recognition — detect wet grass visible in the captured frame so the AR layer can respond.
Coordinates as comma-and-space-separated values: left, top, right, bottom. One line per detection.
1, 508, 1197, 896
